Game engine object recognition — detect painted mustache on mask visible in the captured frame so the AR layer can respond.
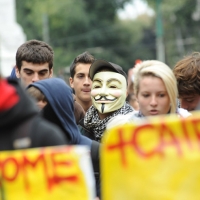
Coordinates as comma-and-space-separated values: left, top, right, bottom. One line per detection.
101, 103, 105, 113
94, 96, 117, 101
94, 96, 117, 113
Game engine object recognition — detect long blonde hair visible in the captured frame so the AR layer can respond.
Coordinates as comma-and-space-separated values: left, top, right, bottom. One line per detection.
134, 60, 178, 114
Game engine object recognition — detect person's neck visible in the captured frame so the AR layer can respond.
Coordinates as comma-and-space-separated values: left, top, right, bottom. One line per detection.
77, 99, 92, 113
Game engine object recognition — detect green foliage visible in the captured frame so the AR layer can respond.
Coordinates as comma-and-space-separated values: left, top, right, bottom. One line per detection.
142, 0, 200, 68
16, 0, 156, 74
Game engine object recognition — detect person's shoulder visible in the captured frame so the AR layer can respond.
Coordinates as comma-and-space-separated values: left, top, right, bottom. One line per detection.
177, 108, 192, 118
30, 117, 68, 146
74, 100, 85, 124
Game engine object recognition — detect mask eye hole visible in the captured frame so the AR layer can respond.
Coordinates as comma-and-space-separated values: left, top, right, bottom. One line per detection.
94, 86, 101, 89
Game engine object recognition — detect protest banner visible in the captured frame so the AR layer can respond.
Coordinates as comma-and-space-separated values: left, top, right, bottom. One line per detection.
0, 145, 95, 200
101, 112, 200, 200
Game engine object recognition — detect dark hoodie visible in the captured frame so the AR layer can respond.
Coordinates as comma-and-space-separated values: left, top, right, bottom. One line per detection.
0, 78, 68, 150
28, 78, 99, 165
28, 78, 94, 146
28, 78, 100, 197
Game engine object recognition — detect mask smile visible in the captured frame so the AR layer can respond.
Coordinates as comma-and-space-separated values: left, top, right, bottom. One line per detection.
94, 96, 117, 102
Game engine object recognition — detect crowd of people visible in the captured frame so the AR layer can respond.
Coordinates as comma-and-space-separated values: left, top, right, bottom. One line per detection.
1, 39, 200, 199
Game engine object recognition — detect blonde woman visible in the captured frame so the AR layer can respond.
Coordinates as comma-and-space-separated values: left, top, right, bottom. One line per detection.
107, 60, 191, 129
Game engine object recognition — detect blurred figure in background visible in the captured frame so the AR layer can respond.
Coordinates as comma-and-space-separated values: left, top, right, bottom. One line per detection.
128, 93, 139, 111
126, 59, 141, 111
173, 52, 200, 111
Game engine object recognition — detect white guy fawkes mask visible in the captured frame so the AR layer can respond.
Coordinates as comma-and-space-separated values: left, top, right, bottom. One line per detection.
91, 71, 127, 114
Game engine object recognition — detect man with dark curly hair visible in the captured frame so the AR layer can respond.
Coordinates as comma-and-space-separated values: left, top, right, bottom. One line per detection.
173, 52, 200, 111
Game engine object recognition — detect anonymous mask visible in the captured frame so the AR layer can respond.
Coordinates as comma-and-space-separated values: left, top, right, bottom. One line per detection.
91, 71, 127, 113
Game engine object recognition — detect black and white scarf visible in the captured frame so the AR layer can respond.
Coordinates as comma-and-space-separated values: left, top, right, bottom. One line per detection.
84, 102, 134, 142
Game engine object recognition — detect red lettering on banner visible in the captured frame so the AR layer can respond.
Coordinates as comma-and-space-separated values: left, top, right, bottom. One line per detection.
132, 124, 163, 158
22, 152, 47, 191
0, 147, 79, 192
180, 118, 193, 149
159, 122, 182, 156
191, 118, 200, 148
48, 151, 78, 190
107, 125, 164, 166
107, 128, 128, 166
107, 118, 200, 167
1, 157, 19, 181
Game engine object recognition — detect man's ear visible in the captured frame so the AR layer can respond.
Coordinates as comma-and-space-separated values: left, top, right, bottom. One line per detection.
69, 77, 74, 88
15, 66, 20, 78
49, 68, 53, 77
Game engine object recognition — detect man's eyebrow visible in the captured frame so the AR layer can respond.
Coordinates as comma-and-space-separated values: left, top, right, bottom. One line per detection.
76, 72, 85, 75
107, 78, 121, 84
23, 68, 33, 71
38, 69, 48, 73
23, 68, 49, 73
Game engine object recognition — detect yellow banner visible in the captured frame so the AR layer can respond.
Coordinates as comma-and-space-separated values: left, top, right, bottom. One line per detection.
0, 145, 95, 200
101, 112, 200, 200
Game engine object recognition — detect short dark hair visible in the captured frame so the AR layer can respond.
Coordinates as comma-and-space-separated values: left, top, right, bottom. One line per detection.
70, 51, 95, 78
173, 52, 200, 96
16, 40, 54, 71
